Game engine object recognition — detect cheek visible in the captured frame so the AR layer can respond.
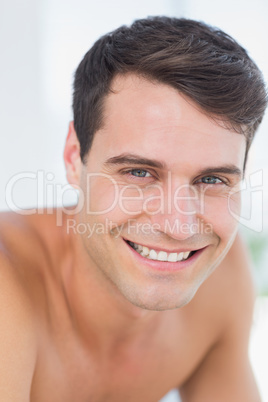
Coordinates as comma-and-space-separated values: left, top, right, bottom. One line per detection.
202, 191, 241, 238
116, 185, 145, 216
84, 178, 146, 224
84, 177, 120, 216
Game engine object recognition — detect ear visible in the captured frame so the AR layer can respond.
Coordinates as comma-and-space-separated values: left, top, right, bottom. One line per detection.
64, 121, 82, 186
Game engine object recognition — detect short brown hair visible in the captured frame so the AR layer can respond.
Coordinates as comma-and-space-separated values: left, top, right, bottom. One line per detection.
73, 16, 267, 170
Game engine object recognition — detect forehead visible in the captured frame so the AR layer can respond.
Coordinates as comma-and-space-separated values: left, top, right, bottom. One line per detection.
89, 74, 246, 172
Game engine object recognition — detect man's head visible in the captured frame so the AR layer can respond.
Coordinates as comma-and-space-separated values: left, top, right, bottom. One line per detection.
64, 17, 267, 311
73, 16, 267, 171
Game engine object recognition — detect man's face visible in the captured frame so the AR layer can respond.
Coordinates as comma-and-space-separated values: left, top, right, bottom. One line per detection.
75, 74, 246, 311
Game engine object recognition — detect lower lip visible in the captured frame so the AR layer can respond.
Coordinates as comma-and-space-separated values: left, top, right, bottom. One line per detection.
124, 241, 208, 272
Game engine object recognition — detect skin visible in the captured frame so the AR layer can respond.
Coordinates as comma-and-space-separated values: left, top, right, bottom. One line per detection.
0, 74, 261, 401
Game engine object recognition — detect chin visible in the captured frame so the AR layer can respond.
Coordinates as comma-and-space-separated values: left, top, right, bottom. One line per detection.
119, 282, 199, 311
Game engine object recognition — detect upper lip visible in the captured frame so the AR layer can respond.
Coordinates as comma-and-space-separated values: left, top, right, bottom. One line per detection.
124, 238, 205, 254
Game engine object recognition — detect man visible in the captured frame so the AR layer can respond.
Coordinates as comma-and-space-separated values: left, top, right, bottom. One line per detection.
0, 16, 267, 401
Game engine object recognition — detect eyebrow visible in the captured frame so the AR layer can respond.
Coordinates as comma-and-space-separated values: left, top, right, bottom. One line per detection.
104, 153, 166, 169
104, 153, 242, 179
197, 166, 242, 179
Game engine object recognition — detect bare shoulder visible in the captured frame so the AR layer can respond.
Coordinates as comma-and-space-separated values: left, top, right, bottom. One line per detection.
0, 208, 74, 274
0, 208, 69, 253
0, 208, 72, 400
0, 208, 74, 311
0, 250, 37, 400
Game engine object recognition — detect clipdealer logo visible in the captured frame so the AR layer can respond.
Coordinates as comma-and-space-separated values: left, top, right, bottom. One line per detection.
66, 218, 214, 238
5, 169, 264, 233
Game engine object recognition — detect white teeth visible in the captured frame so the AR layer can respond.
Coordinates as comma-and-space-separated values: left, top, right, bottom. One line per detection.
142, 246, 150, 256
149, 249, 157, 259
157, 251, 167, 261
183, 251, 190, 260
129, 241, 193, 262
177, 252, 184, 261
167, 253, 177, 262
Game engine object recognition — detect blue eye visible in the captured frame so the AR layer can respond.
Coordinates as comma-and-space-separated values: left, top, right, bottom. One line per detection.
130, 169, 151, 178
200, 176, 223, 184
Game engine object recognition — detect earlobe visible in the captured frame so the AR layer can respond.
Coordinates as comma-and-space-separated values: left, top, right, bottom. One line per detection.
64, 121, 82, 186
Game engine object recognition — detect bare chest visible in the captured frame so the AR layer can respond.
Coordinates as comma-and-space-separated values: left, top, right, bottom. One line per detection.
30, 322, 211, 402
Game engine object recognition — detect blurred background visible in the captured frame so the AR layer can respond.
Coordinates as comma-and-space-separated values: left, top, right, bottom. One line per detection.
1, 0, 268, 400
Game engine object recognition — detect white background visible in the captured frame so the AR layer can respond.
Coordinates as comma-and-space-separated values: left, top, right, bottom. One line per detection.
1, 0, 268, 400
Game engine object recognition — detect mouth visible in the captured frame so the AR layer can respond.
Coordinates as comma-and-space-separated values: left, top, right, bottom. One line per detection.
125, 240, 197, 262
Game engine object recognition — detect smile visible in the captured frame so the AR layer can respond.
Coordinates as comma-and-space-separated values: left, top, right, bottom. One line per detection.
126, 241, 195, 262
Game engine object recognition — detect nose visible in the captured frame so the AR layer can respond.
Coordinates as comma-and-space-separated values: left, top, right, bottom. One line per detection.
144, 181, 202, 240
